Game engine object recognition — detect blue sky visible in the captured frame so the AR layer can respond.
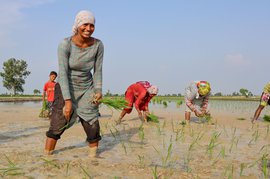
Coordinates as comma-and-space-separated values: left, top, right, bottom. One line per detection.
0, 0, 270, 95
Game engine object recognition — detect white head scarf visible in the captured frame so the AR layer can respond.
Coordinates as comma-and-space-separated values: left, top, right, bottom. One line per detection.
147, 85, 159, 95
72, 10, 95, 35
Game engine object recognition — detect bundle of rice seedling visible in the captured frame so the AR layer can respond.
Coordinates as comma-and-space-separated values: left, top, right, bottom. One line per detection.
163, 101, 168, 108
99, 98, 128, 111
263, 115, 270, 122
199, 113, 212, 123
147, 113, 159, 123
39, 101, 49, 118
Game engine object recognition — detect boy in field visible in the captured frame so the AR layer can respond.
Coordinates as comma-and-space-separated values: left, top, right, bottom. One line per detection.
43, 71, 57, 115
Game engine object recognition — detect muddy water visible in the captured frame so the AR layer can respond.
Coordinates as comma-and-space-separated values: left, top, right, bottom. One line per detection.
0, 101, 269, 178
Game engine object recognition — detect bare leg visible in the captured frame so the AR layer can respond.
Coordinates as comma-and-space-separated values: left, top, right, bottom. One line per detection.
252, 105, 264, 123
116, 110, 127, 124
185, 111, 191, 122
44, 137, 57, 155
89, 142, 98, 157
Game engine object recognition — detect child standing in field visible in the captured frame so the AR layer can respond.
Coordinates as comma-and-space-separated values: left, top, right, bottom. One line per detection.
252, 82, 270, 123
184, 81, 211, 123
117, 81, 158, 124
42, 71, 57, 115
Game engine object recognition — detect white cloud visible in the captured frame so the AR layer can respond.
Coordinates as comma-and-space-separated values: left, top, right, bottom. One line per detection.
224, 53, 250, 66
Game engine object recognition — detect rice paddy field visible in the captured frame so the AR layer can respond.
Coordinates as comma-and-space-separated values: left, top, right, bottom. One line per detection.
0, 98, 270, 178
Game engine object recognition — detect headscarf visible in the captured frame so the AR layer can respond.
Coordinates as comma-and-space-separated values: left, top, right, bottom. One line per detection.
147, 85, 159, 95
72, 10, 95, 35
197, 81, 211, 96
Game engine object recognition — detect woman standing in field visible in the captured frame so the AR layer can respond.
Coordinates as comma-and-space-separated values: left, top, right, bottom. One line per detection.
252, 82, 270, 123
184, 81, 211, 123
117, 81, 158, 124
44, 10, 104, 157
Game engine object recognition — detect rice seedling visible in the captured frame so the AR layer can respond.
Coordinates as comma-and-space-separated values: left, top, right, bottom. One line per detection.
0, 155, 24, 177
248, 129, 260, 146
199, 113, 213, 124
240, 163, 247, 176
162, 120, 166, 129
138, 124, 145, 144
120, 140, 127, 155
152, 142, 173, 167
147, 113, 159, 123
163, 101, 168, 108
261, 153, 269, 179
184, 152, 192, 173
223, 163, 234, 179
229, 128, 237, 153
80, 164, 93, 179
175, 127, 185, 142
65, 162, 70, 176
206, 131, 221, 158
151, 165, 158, 179
138, 155, 145, 168
176, 100, 183, 108
40, 157, 60, 169
265, 125, 270, 138
189, 131, 204, 152
263, 115, 270, 122
39, 100, 49, 118
99, 98, 128, 111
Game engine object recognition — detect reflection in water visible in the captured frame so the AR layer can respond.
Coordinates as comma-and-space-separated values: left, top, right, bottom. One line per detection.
0, 101, 42, 108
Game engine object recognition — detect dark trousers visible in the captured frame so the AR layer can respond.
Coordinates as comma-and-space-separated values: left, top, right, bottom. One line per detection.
46, 83, 101, 143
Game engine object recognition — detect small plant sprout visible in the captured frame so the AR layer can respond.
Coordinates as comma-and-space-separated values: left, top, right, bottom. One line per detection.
263, 114, 270, 122
248, 128, 260, 146
0, 155, 24, 177
79, 164, 93, 179
163, 101, 168, 108
240, 163, 247, 176
151, 165, 158, 179
176, 100, 183, 108
206, 131, 221, 158
138, 155, 145, 168
261, 153, 269, 179
138, 124, 145, 144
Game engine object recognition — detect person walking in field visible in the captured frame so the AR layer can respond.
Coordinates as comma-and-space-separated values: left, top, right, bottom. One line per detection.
184, 81, 211, 123
252, 82, 270, 123
117, 81, 158, 124
44, 10, 104, 157
42, 71, 57, 115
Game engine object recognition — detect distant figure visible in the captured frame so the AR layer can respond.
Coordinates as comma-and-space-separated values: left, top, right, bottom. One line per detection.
42, 71, 57, 115
117, 81, 158, 124
185, 81, 211, 123
252, 82, 270, 123
44, 10, 104, 157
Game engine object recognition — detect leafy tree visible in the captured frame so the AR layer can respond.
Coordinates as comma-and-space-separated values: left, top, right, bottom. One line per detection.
214, 92, 222, 96
0, 58, 31, 95
239, 88, 249, 97
33, 89, 41, 95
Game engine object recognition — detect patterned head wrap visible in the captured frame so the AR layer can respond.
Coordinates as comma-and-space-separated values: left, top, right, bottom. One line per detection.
197, 81, 211, 96
147, 85, 159, 95
72, 10, 95, 35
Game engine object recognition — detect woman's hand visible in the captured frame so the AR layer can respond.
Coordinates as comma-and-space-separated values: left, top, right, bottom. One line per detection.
138, 111, 143, 120
194, 110, 203, 117
93, 92, 102, 104
63, 100, 72, 121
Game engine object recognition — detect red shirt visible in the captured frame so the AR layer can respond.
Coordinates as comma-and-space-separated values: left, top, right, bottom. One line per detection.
43, 81, 56, 102
126, 83, 153, 111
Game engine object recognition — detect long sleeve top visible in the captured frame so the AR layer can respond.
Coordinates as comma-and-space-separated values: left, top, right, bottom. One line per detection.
263, 82, 270, 93
185, 81, 209, 112
58, 37, 104, 123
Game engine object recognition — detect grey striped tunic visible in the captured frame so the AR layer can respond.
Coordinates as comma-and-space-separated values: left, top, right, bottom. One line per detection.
58, 37, 104, 125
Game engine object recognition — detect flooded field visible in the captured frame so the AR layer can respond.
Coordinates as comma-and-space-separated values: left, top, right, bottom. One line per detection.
0, 100, 269, 178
